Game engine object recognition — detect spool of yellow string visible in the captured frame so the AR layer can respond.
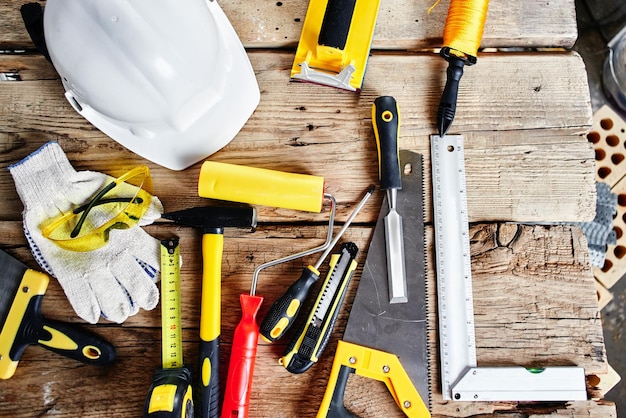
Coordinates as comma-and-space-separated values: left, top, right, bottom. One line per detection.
442, 0, 489, 63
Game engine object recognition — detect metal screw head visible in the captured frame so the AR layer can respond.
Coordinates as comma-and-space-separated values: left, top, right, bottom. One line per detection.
403, 400, 411, 409
382, 365, 390, 373
349, 356, 356, 364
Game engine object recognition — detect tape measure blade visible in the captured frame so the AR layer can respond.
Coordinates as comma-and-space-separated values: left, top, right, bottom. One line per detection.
160, 238, 184, 369
430, 134, 477, 400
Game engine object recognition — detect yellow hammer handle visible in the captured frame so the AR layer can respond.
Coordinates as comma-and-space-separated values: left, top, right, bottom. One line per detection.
198, 232, 223, 418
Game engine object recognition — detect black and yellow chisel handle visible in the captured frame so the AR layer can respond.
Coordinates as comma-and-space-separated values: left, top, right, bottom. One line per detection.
317, 341, 430, 418
143, 366, 194, 418
372, 96, 402, 191
198, 231, 223, 418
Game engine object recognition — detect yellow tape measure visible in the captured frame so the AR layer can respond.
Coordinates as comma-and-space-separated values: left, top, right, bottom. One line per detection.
160, 238, 183, 369
144, 238, 193, 417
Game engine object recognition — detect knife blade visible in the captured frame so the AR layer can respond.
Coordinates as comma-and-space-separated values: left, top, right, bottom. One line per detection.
317, 150, 430, 417
372, 95, 407, 304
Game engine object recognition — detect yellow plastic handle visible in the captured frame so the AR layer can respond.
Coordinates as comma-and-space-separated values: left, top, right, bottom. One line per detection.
200, 233, 223, 342
317, 340, 430, 418
198, 161, 325, 212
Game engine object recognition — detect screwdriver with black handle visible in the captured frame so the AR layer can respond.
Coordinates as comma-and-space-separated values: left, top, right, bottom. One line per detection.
259, 186, 374, 343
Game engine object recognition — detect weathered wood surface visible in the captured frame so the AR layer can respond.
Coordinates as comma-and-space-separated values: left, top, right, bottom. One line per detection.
0, 0, 615, 416
0, 52, 595, 224
0, 0, 578, 50
0, 221, 613, 417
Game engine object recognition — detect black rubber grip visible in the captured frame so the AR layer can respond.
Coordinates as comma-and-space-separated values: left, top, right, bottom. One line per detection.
318, 0, 357, 49
372, 96, 402, 190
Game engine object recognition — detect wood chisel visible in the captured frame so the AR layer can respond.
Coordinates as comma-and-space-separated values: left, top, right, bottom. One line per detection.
143, 238, 194, 418
279, 242, 358, 374
0, 248, 116, 380
430, 134, 587, 402
317, 151, 429, 418
372, 95, 407, 304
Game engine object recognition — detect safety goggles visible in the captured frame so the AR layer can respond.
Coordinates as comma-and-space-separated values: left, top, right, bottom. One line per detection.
40, 166, 153, 252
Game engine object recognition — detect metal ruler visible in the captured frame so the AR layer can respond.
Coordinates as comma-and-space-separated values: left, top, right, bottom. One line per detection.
160, 238, 184, 369
430, 135, 587, 402
431, 134, 476, 400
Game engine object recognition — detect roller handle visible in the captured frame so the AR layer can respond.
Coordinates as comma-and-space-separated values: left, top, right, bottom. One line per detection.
221, 294, 263, 418
198, 232, 224, 418
12, 294, 116, 367
259, 266, 320, 343
372, 96, 402, 191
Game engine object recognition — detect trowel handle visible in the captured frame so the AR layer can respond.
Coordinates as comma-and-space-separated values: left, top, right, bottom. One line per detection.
372, 96, 402, 191
221, 294, 263, 418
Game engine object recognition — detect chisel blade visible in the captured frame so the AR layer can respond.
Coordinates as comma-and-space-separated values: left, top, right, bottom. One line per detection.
384, 207, 407, 303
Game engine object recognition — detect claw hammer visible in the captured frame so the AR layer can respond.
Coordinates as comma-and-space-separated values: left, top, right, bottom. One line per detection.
162, 205, 257, 418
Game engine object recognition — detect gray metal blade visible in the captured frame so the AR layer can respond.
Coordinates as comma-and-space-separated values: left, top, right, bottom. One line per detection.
0, 249, 28, 329
343, 150, 429, 407
384, 208, 407, 303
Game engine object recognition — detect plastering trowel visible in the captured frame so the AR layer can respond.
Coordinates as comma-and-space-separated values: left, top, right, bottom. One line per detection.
291, 0, 382, 91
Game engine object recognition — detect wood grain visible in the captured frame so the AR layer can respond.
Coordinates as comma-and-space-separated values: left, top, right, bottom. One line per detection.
0, 221, 612, 417
0, 0, 614, 415
0, 0, 578, 50
0, 52, 594, 223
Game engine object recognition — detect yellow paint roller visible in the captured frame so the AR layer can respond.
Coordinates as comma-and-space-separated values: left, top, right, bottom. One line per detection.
198, 161, 326, 213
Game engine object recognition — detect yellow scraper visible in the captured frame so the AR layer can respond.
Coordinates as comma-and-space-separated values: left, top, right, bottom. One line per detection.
291, 0, 382, 91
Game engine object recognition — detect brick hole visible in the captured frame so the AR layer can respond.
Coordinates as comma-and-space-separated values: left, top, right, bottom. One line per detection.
618, 194, 626, 207
612, 153, 625, 165
615, 226, 623, 240
602, 258, 613, 272
596, 148, 606, 160
601, 118, 614, 130
606, 135, 620, 146
587, 131, 601, 143
614, 246, 626, 259
598, 166, 612, 178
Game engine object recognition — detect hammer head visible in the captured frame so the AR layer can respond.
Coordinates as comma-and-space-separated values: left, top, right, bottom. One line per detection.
162, 205, 257, 231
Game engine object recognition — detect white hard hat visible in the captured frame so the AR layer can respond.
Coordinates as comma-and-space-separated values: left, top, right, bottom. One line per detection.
43, 0, 260, 170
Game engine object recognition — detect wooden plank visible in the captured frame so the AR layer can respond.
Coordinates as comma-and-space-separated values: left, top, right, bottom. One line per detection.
0, 221, 612, 416
0, 51, 594, 223
0, 0, 578, 50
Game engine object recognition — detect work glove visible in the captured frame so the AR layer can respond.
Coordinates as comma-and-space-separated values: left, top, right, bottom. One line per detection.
9, 141, 162, 324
